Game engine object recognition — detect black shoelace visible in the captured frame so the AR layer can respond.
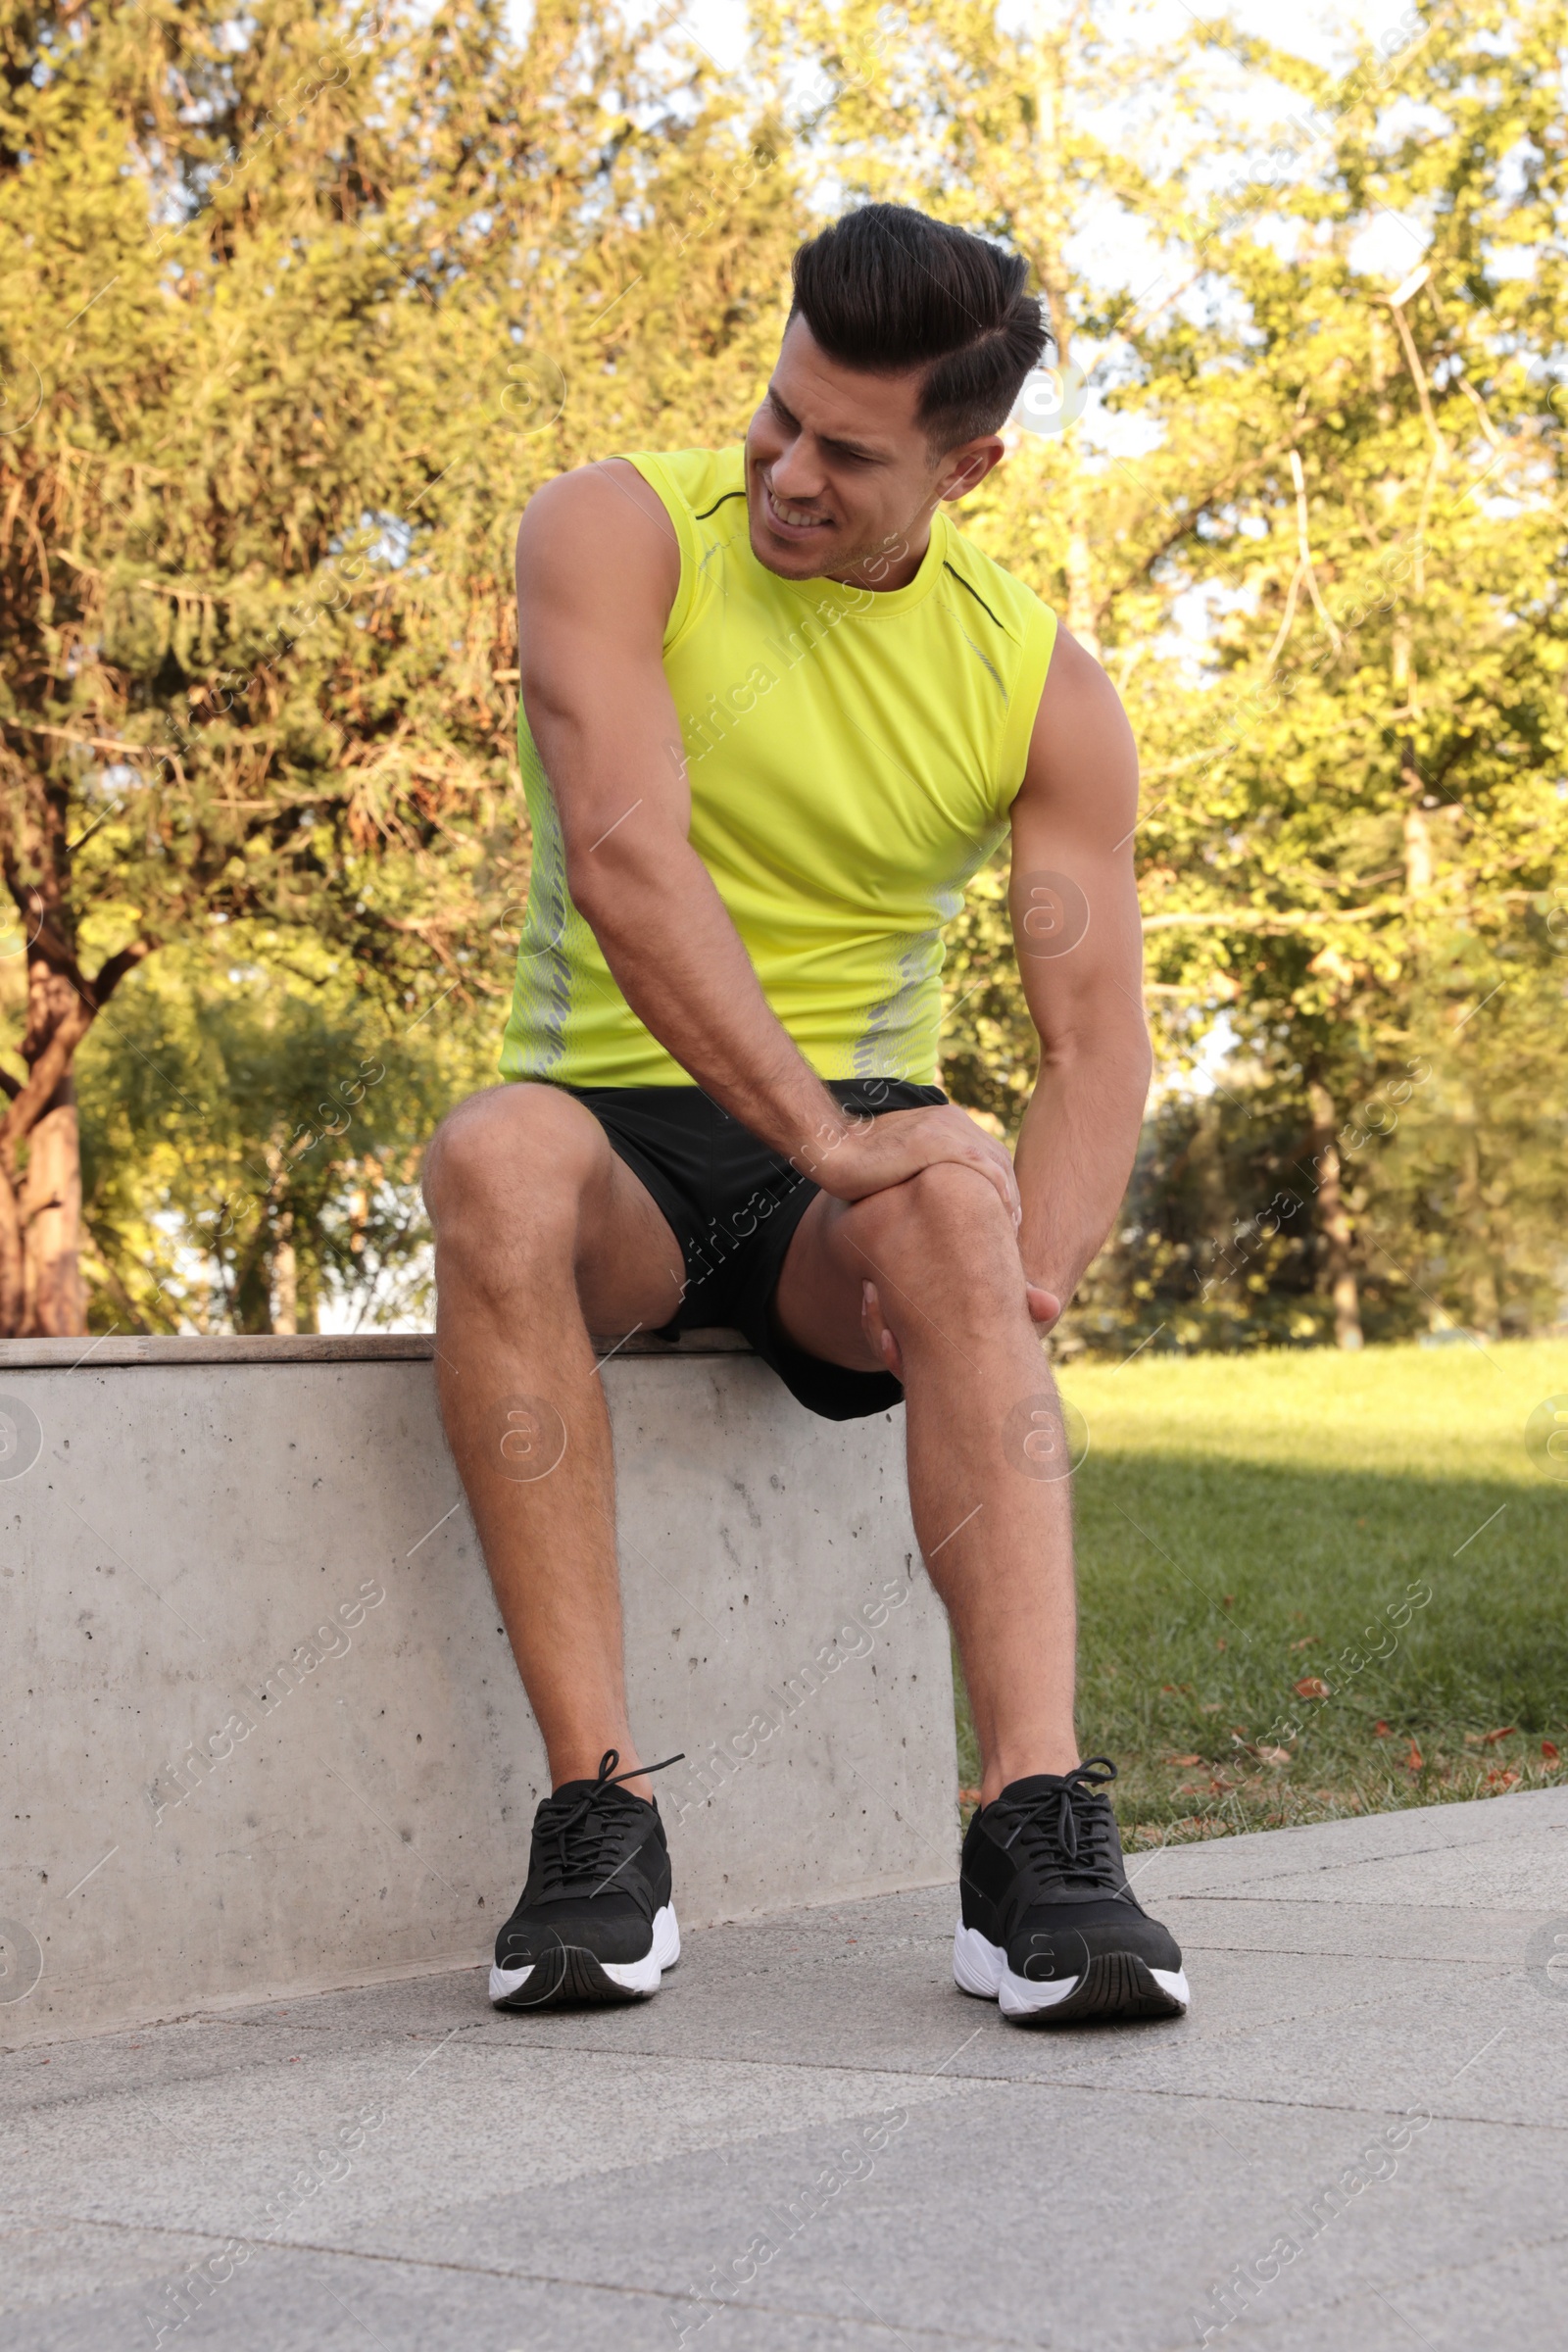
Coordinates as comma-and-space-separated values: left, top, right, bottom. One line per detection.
991, 1757, 1126, 1893
534, 1747, 684, 1899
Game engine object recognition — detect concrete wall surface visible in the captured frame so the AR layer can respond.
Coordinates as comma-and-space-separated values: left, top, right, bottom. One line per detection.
0, 1341, 956, 2048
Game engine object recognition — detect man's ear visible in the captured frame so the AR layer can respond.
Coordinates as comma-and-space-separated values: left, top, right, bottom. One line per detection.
936, 435, 1006, 503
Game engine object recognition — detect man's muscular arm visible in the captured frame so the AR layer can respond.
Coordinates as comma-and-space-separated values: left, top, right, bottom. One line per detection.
515, 463, 1018, 1213
1008, 626, 1152, 1326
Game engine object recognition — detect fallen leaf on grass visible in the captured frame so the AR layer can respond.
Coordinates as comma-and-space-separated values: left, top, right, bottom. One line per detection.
958, 1788, 981, 1804
1481, 1726, 1516, 1745
1168, 1754, 1202, 1767
1289, 1637, 1321, 1651
1373, 1721, 1392, 1737
1543, 1740, 1560, 1762
1256, 1744, 1292, 1765
1486, 1767, 1521, 1789
1295, 1676, 1331, 1699
1405, 1740, 1423, 1772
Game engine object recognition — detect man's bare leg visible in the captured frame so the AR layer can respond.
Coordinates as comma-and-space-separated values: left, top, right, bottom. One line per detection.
422, 1084, 687, 1800
773, 1162, 1078, 1801
776, 1157, 1188, 2023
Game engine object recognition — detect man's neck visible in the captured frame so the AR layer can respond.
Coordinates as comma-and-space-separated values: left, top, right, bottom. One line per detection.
828, 502, 941, 595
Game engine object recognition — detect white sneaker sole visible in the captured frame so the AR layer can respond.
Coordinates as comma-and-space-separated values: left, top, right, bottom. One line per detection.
489, 1902, 680, 2007
954, 1922, 1190, 2022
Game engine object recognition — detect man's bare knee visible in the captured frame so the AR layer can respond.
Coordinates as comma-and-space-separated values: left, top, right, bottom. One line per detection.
424, 1085, 605, 1280
848, 1161, 1019, 1302
427, 1085, 601, 1206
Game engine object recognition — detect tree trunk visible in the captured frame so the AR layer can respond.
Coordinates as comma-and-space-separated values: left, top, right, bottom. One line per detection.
21, 1085, 84, 1334
3, 949, 90, 1337
0, 1143, 24, 1334
1402, 800, 1434, 894
1455, 1126, 1501, 1337
1036, 266, 1102, 657
1307, 1076, 1364, 1349
295, 1254, 320, 1336
233, 1226, 275, 1333
1030, 44, 1102, 664
0, 870, 151, 1337
1064, 517, 1102, 661
271, 1224, 299, 1335
1471, 1262, 1501, 1339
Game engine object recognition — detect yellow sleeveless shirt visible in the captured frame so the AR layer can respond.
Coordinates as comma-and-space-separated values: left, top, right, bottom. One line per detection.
499, 445, 1056, 1088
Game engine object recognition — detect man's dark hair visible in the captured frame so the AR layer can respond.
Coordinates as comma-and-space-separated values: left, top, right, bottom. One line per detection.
790, 203, 1049, 450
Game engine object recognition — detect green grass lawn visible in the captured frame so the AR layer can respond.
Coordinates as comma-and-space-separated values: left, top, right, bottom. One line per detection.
954, 1338, 1568, 1844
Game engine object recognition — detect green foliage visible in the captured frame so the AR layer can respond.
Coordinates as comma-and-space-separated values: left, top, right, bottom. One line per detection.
2, 0, 803, 970
4, 0, 1566, 1337
75, 940, 491, 1330
1, 0, 807, 1327
869, 0, 1568, 1345
1066, 1084, 1341, 1359
1358, 941, 1568, 1337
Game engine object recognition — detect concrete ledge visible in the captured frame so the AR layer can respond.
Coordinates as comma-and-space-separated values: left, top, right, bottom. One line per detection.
0, 1328, 752, 1367
0, 1350, 956, 2049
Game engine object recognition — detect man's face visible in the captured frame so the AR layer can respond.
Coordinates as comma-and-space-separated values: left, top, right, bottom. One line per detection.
743, 316, 1004, 588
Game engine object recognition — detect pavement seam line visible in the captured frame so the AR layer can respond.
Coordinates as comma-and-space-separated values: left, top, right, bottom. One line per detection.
0, 2213, 1038, 2346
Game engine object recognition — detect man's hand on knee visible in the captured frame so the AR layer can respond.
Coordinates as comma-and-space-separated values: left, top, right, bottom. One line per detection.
808, 1102, 1021, 1223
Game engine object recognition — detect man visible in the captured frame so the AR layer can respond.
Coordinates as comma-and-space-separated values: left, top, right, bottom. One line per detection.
424, 203, 1188, 2025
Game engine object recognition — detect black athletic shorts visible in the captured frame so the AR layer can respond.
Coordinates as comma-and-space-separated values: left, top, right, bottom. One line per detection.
560, 1078, 946, 1423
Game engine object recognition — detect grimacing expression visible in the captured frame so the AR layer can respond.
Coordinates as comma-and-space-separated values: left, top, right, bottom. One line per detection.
744, 316, 1004, 590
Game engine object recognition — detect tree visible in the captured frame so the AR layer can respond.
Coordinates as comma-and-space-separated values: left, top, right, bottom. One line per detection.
765, 0, 1568, 1349
73, 935, 490, 1332
0, 0, 806, 1332
1119, 0, 1568, 1343
12, 0, 1563, 1346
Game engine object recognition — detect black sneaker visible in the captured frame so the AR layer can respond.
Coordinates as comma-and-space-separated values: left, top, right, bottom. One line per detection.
954, 1758, 1189, 2023
489, 1748, 682, 2009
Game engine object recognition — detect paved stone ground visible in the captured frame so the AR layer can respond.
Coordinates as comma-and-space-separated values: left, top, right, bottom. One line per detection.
3, 1789, 1566, 2352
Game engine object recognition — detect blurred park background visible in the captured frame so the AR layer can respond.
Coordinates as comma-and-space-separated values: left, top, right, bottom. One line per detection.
3, 0, 1567, 1350
3, 0, 1566, 1838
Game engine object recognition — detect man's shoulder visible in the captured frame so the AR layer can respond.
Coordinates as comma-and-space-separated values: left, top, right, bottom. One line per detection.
939, 514, 1056, 658
515, 460, 681, 624
619, 444, 746, 523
